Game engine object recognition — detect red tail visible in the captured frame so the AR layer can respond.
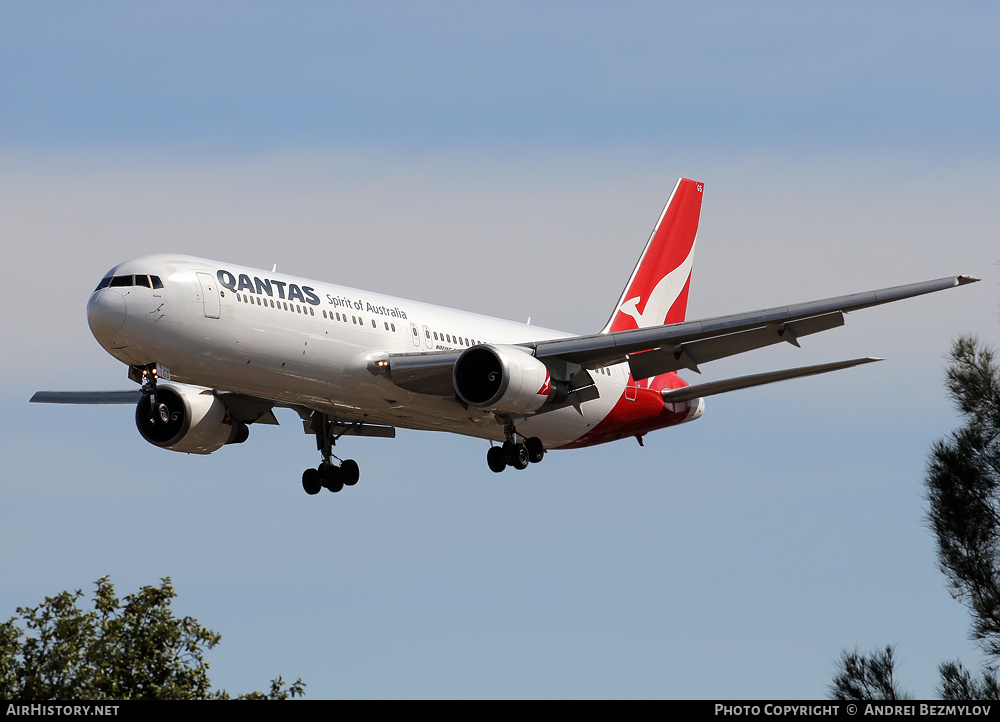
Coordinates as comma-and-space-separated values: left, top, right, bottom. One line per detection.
602, 179, 703, 333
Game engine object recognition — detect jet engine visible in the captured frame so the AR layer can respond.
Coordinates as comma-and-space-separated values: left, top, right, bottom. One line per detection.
135, 383, 248, 454
453, 345, 556, 415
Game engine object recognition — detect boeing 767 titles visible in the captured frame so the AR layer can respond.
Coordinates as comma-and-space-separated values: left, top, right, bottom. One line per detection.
32, 179, 978, 495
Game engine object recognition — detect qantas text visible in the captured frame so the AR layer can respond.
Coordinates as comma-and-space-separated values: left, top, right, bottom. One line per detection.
216, 270, 407, 319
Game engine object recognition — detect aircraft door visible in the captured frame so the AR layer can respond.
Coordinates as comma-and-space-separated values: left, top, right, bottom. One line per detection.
197, 273, 221, 319
423, 325, 433, 349
409, 323, 420, 347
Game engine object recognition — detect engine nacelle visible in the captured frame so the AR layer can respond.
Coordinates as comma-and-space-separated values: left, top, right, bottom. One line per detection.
135, 383, 248, 455
453, 345, 554, 415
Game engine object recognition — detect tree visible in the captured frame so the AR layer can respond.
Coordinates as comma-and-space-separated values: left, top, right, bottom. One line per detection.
830, 336, 1000, 700
0, 576, 304, 700
830, 646, 909, 700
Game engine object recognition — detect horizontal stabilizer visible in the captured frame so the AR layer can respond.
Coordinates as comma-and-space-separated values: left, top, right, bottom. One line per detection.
660, 357, 882, 403
30, 390, 143, 404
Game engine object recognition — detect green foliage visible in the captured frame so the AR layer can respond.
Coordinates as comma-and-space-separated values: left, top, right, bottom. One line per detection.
927, 336, 1000, 656
830, 336, 1000, 700
0, 577, 304, 700
830, 646, 909, 700
938, 661, 1000, 700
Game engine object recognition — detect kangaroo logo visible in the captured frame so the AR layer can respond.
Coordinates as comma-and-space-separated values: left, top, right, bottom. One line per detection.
617, 242, 696, 329
537, 371, 551, 396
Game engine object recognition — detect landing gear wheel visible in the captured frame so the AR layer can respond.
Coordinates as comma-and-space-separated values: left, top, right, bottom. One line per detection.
302, 468, 322, 495
487, 446, 506, 473
526, 437, 544, 464
505, 442, 529, 470
319, 463, 344, 493
340, 459, 360, 486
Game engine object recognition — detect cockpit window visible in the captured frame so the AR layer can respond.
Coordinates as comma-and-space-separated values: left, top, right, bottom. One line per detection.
97, 274, 165, 290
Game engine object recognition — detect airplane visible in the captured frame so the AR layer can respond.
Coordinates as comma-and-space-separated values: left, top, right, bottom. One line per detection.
31, 178, 977, 495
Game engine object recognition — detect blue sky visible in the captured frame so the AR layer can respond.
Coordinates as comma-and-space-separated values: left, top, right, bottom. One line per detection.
1, 2, 998, 699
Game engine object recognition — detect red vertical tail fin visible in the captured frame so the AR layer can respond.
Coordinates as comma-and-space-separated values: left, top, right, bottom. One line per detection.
602, 178, 703, 333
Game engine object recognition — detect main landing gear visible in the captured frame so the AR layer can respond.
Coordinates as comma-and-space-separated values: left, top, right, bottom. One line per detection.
302, 414, 361, 496
487, 419, 545, 473
302, 460, 359, 495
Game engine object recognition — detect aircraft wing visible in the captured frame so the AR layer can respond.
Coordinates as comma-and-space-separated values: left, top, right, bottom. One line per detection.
30, 390, 144, 404
375, 350, 463, 395
377, 275, 977, 395
30, 389, 285, 426
527, 274, 978, 380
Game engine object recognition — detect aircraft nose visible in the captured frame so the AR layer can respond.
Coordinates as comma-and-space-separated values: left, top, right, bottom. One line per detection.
87, 289, 127, 343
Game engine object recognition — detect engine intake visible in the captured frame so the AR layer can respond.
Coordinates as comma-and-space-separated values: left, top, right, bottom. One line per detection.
453, 345, 554, 415
136, 383, 248, 455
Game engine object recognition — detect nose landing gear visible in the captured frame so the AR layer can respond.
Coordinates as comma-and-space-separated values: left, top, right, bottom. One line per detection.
129, 363, 164, 425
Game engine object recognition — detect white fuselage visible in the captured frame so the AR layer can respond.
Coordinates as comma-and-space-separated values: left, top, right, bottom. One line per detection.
88, 255, 654, 449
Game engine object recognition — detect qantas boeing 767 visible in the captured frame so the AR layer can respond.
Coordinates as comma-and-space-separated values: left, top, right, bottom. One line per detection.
32, 179, 977, 495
